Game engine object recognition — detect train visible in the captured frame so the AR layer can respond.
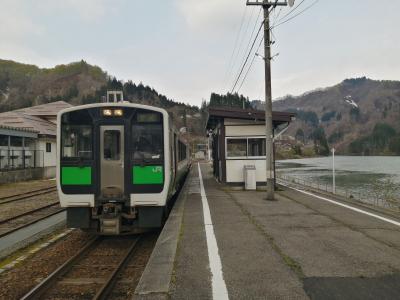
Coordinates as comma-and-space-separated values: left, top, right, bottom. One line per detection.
56, 101, 190, 234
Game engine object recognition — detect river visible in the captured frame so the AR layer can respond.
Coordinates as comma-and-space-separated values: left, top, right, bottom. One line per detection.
276, 156, 400, 198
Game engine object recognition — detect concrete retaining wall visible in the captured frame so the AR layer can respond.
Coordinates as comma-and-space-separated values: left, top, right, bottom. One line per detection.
0, 166, 55, 184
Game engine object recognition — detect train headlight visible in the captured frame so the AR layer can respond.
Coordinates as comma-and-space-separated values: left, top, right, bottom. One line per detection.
114, 109, 123, 117
103, 109, 113, 116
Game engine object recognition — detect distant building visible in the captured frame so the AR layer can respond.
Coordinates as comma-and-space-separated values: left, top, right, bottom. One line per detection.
0, 101, 72, 182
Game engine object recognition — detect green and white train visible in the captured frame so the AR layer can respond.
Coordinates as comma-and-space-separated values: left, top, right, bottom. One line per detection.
56, 102, 190, 234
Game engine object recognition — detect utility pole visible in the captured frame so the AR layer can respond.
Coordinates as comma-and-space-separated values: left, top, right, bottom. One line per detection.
246, 0, 288, 200
332, 148, 336, 194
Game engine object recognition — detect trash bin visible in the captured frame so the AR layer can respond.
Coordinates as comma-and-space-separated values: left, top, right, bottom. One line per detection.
243, 165, 256, 190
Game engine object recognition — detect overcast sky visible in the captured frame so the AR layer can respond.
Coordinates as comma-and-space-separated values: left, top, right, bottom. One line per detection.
1, 0, 399, 106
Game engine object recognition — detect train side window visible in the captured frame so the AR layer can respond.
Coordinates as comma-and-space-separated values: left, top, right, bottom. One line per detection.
178, 141, 187, 162
104, 130, 121, 160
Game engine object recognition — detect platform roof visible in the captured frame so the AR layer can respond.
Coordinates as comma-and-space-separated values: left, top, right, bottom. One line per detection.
206, 106, 296, 130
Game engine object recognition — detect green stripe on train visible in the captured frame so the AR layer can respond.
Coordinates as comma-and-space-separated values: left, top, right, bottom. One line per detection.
61, 167, 92, 185
133, 166, 163, 184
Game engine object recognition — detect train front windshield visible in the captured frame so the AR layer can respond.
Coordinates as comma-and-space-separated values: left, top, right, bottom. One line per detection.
132, 112, 163, 161
61, 110, 93, 160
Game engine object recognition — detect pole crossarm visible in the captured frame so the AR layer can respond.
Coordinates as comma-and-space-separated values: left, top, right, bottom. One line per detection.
246, 1, 288, 6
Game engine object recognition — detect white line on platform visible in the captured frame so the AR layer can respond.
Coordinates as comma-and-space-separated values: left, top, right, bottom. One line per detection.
282, 184, 400, 227
198, 163, 229, 300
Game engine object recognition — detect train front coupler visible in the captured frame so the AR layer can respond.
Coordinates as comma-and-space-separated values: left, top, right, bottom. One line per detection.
99, 203, 122, 235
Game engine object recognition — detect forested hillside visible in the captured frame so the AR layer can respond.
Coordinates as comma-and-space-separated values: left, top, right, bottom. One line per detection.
270, 77, 400, 155
0, 59, 205, 136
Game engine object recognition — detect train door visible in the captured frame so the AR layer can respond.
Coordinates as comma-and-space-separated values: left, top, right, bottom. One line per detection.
100, 125, 124, 199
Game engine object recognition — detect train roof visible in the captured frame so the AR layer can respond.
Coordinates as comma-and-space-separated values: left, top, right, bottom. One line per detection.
57, 102, 169, 119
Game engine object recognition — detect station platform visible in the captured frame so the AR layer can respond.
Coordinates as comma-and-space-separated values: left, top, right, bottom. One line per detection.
135, 163, 400, 300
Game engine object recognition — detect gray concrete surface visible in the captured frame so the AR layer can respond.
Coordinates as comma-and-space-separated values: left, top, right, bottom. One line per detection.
0, 211, 66, 260
169, 166, 212, 300
135, 163, 400, 299
134, 171, 190, 299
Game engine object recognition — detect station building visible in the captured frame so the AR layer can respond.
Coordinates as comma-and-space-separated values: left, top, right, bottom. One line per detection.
0, 101, 72, 182
206, 106, 295, 186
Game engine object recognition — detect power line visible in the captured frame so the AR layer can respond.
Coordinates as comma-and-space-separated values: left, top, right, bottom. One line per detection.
275, 0, 306, 23
272, 7, 283, 26
225, 7, 257, 92
237, 36, 264, 93
222, 8, 248, 90
233, 0, 320, 96
233, 7, 262, 90
272, 0, 320, 29
230, 4, 280, 94
230, 20, 264, 93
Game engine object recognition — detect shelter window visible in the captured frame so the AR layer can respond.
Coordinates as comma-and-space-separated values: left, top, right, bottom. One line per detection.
248, 138, 266, 157
227, 139, 247, 157
61, 125, 92, 159
46, 142, 52, 153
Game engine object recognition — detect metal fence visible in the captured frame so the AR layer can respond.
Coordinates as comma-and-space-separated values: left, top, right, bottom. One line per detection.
0, 149, 44, 170
277, 173, 400, 214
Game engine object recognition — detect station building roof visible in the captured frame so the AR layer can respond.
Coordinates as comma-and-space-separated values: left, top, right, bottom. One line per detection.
0, 101, 72, 137
0, 124, 38, 138
14, 101, 72, 118
206, 106, 296, 130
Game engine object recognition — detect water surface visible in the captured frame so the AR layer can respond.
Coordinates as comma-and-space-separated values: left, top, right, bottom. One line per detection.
277, 156, 400, 197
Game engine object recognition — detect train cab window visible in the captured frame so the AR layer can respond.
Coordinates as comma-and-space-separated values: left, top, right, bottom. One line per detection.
132, 112, 163, 160
104, 130, 121, 160
62, 125, 92, 159
61, 110, 93, 159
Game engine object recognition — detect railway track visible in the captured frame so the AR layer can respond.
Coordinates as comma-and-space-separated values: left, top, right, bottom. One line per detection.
21, 235, 143, 300
0, 186, 57, 205
0, 203, 65, 238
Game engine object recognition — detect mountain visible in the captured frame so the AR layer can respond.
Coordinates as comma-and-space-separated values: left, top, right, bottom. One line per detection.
0, 59, 205, 137
0, 59, 107, 111
268, 77, 400, 155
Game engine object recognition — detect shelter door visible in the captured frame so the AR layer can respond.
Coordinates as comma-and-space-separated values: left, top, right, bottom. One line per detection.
100, 125, 124, 199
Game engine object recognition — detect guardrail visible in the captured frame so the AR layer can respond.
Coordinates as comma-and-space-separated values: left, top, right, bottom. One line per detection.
0, 149, 44, 171
277, 173, 400, 214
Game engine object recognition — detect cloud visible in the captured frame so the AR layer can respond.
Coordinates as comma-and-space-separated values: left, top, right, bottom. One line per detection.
0, 1, 44, 40
174, 0, 243, 33
38, 0, 112, 23
62, 0, 109, 22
